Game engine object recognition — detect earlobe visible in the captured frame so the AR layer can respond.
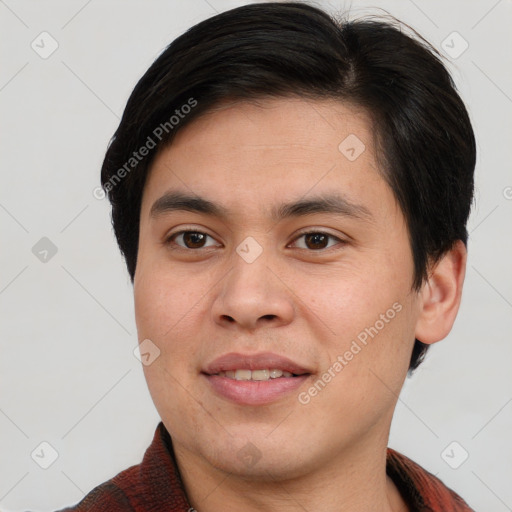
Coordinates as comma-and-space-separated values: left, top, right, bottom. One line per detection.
415, 240, 467, 345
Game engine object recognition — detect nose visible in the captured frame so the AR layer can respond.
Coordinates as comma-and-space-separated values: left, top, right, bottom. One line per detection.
210, 249, 295, 331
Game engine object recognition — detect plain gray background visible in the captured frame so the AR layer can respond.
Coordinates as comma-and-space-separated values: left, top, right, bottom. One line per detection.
1, 0, 511, 510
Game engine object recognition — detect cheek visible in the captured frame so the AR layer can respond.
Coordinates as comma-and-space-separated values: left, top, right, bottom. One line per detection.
134, 259, 199, 341
134, 264, 208, 433
299, 262, 408, 338
133, 259, 219, 388
299, 287, 417, 435
296, 252, 417, 397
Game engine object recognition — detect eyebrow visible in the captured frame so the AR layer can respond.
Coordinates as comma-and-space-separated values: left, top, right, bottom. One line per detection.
149, 190, 373, 222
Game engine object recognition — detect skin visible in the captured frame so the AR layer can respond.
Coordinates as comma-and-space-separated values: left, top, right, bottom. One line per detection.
133, 97, 467, 512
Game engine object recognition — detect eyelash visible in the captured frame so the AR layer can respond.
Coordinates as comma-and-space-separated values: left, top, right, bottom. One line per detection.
164, 228, 346, 252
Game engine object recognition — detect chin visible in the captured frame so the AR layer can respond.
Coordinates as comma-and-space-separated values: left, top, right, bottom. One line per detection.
210, 447, 310, 482
188, 429, 315, 482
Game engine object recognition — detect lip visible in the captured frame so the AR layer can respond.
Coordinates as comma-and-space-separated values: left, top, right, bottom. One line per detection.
202, 352, 312, 406
203, 351, 311, 375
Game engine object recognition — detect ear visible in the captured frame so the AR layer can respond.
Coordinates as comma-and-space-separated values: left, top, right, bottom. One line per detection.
415, 240, 467, 345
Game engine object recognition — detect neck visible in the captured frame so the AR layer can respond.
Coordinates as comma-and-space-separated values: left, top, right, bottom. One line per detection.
173, 436, 409, 512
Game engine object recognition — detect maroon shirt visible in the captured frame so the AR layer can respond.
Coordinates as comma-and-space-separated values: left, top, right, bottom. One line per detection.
57, 422, 474, 511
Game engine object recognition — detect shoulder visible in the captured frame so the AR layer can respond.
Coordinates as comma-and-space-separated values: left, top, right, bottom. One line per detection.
54, 464, 139, 511
53, 422, 188, 511
387, 448, 475, 511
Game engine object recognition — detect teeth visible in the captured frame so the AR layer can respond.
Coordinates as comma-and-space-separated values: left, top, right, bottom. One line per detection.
251, 369, 269, 381
235, 369, 252, 381
216, 369, 296, 381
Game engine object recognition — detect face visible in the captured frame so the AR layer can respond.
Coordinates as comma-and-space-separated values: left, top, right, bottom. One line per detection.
134, 97, 422, 480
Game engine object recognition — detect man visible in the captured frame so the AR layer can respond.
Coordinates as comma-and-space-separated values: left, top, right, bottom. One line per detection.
58, 2, 476, 510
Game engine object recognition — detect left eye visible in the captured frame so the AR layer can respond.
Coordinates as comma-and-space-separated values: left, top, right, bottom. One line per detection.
291, 232, 342, 250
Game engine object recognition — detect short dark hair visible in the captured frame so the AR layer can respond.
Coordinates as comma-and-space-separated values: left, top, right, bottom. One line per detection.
100, 1, 476, 371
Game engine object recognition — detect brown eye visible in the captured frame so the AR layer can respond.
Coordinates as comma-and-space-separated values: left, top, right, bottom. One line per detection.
182, 232, 207, 248
304, 233, 329, 250
291, 231, 343, 251
169, 231, 218, 249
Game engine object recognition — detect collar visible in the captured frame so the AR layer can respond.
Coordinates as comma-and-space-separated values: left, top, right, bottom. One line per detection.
106, 422, 473, 511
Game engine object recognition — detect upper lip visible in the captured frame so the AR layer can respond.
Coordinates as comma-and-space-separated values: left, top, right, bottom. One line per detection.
203, 352, 312, 376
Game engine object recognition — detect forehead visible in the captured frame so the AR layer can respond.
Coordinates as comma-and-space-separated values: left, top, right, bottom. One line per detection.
167, 97, 374, 158
141, 97, 393, 220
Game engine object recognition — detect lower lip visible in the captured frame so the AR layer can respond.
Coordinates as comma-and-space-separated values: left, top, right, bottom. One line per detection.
203, 374, 310, 405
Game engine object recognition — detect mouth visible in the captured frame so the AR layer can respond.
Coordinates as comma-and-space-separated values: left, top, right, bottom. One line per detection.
214, 369, 302, 380
202, 352, 312, 405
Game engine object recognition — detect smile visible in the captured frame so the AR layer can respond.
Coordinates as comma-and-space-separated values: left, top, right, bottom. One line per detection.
202, 352, 312, 405
215, 369, 296, 380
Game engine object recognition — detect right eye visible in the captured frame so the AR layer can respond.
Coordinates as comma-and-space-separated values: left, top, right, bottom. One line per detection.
165, 230, 220, 250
